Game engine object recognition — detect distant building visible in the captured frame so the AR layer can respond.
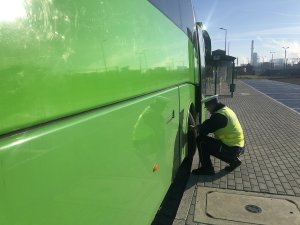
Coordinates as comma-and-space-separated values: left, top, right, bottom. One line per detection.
212, 49, 226, 57
250, 40, 254, 65
250, 40, 259, 67
261, 62, 272, 71
273, 58, 285, 69
236, 64, 255, 75
252, 53, 258, 66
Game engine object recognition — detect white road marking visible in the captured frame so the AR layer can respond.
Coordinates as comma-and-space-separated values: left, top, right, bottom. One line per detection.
256, 93, 300, 95
275, 99, 300, 101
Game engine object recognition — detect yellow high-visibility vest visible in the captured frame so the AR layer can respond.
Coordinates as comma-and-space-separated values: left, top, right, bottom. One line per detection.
214, 107, 245, 147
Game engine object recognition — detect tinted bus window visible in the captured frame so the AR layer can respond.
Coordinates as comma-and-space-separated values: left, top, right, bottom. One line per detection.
149, 0, 195, 36
178, 0, 195, 34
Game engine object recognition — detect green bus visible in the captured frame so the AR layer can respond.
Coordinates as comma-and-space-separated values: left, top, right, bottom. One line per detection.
0, 0, 210, 224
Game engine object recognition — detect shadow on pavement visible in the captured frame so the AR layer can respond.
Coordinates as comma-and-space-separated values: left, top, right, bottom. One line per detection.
196, 169, 229, 184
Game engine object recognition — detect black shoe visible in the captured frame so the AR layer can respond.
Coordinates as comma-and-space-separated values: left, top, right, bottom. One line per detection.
225, 159, 242, 172
192, 167, 215, 175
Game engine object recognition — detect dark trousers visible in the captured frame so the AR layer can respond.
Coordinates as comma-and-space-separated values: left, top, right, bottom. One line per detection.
197, 136, 244, 168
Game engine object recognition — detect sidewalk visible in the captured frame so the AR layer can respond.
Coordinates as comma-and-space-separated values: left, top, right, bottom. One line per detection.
173, 80, 300, 225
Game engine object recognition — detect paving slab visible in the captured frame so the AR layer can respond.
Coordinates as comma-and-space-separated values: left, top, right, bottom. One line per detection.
195, 187, 300, 225
173, 80, 300, 225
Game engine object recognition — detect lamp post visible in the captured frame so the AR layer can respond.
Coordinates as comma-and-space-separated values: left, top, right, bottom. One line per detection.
261, 56, 267, 72
282, 47, 289, 70
219, 27, 227, 55
100, 39, 108, 72
270, 51, 275, 69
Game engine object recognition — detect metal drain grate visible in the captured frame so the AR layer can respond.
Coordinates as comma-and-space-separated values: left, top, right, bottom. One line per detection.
245, 204, 262, 214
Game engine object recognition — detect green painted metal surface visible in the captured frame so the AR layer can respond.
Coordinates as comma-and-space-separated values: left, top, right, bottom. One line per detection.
0, 0, 193, 135
0, 87, 180, 225
178, 84, 196, 163
0, 0, 207, 224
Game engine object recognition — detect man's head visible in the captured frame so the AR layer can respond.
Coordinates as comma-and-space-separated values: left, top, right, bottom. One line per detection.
202, 95, 219, 114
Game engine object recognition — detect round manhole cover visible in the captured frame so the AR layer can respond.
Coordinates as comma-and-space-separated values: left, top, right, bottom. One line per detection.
245, 205, 262, 214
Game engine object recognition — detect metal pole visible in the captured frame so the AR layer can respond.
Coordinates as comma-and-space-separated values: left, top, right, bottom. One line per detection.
285, 49, 287, 70
225, 30, 227, 55
220, 28, 227, 55
282, 47, 289, 70
228, 42, 230, 55
214, 66, 217, 95
100, 40, 108, 72
231, 62, 235, 98
270, 51, 275, 69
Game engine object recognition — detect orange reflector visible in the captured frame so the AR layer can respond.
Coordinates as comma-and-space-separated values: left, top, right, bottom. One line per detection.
153, 163, 159, 172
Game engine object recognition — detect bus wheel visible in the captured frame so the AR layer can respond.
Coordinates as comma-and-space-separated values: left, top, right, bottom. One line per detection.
187, 112, 196, 161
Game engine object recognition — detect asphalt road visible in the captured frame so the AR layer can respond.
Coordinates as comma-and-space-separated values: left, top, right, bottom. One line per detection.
242, 79, 300, 113
269, 78, 300, 86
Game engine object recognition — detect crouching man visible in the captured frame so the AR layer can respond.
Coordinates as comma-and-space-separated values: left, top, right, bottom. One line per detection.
192, 95, 245, 175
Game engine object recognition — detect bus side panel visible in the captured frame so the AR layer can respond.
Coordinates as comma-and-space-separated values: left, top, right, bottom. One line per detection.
0, 87, 179, 225
178, 84, 196, 163
0, 0, 193, 135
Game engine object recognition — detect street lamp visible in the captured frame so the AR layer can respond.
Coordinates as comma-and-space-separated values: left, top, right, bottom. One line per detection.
219, 27, 227, 55
100, 39, 108, 72
270, 51, 276, 69
282, 47, 289, 70
261, 56, 267, 72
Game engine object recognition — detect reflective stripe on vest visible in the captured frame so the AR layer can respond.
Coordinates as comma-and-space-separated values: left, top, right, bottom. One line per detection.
214, 107, 245, 147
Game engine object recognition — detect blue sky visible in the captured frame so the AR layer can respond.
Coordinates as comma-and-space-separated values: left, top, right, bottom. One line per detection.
193, 0, 300, 64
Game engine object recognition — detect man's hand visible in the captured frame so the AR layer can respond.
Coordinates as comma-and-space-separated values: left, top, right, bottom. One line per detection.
189, 124, 197, 131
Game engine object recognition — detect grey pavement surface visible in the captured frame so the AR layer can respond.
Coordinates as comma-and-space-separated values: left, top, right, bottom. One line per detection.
174, 80, 300, 225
